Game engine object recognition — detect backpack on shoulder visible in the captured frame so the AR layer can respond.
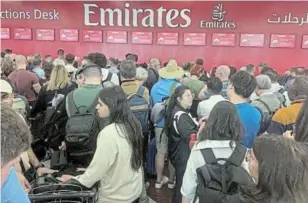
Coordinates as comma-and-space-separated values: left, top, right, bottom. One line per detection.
173, 111, 198, 135
194, 144, 253, 203
102, 71, 113, 86
254, 99, 275, 135
65, 91, 100, 166
127, 86, 150, 135
275, 88, 287, 107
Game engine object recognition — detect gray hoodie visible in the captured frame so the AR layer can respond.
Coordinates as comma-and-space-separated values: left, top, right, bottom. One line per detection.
252, 92, 282, 114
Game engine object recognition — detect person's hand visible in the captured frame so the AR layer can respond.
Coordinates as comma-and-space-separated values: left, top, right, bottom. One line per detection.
36, 167, 58, 176
16, 172, 31, 193
59, 141, 66, 151
198, 116, 207, 127
283, 130, 294, 139
57, 175, 73, 183
77, 168, 87, 172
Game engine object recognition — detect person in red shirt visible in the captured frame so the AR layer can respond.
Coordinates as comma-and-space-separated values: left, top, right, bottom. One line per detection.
8, 55, 41, 106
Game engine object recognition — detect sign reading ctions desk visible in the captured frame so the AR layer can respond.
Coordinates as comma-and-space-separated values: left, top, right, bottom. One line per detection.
240, 34, 264, 47
183, 33, 206, 46
212, 33, 235, 46
14, 28, 32, 40
1, 28, 10, 39
106, 31, 127, 44
60, 29, 79, 42
36, 29, 54, 41
157, 32, 179, 45
83, 30, 102, 42
302, 35, 308, 49
132, 32, 153, 44
270, 34, 296, 48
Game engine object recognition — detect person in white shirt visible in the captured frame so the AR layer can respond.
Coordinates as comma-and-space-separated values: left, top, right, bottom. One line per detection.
87, 53, 120, 85
64, 53, 78, 76
197, 76, 226, 119
59, 86, 143, 203
182, 101, 249, 203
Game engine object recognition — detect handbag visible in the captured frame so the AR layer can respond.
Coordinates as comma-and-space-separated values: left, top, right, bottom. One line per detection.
50, 150, 67, 170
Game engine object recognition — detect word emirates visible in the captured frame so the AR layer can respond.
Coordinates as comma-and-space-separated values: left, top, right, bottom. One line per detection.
84, 3, 236, 29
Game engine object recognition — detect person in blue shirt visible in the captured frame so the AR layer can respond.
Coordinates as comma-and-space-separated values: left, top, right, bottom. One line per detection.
32, 57, 46, 80
150, 59, 183, 189
227, 71, 261, 148
1, 105, 32, 203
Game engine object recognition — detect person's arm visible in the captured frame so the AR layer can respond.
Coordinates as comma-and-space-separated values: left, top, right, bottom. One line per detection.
198, 85, 208, 100
177, 114, 198, 140
31, 87, 45, 116
32, 83, 41, 94
31, 73, 41, 94
27, 148, 40, 169
27, 148, 56, 175
266, 110, 287, 135
72, 130, 117, 188
143, 87, 150, 104
181, 146, 200, 202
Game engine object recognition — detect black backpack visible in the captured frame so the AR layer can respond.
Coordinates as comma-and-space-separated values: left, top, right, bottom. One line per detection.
194, 144, 253, 203
65, 91, 100, 166
254, 99, 274, 135
43, 98, 68, 150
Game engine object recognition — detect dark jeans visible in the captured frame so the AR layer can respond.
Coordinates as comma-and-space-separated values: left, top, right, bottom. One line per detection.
172, 162, 187, 203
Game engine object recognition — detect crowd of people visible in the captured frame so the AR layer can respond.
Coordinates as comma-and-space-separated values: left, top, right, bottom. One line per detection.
1, 47, 308, 203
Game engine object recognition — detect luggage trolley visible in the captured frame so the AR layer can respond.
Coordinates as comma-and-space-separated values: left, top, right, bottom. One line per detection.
28, 175, 98, 203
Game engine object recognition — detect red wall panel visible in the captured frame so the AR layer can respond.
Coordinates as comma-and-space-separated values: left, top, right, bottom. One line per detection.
1, 1, 308, 72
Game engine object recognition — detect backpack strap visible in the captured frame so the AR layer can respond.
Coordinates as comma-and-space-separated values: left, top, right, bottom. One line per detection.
227, 143, 246, 167
170, 81, 178, 95
173, 111, 187, 134
102, 72, 113, 84
86, 96, 98, 114
66, 91, 79, 117
19, 159, 26, 173
200, 148, 217, 164
256, 99, 271, 113
173, 111, 198, 135
106, 71, 113, 81
137, 86, 145, 96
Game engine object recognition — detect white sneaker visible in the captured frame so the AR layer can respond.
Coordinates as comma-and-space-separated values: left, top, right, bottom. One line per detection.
155, 176, 169, 189
168, 181, 176, 189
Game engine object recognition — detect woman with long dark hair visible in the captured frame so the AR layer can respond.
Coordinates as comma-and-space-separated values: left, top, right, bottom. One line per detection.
181, 101, 248, 203
239, 134, 308, 203
59, 86, 143, 203
294, 98, 308, 142
165, 85, 198, 203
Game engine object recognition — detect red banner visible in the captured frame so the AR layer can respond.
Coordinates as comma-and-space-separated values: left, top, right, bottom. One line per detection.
157, 32, 179, 45
183, 33, 206, 46
36, 29, 54, 41
240, 34, 264, 47
302, 35, 308, 49
60, 29, 79, 42
83, 30, 103, 43
1, 28, 10, 40
106, 31, 127, 44
212, 33, 235, 46
270, 34, 296, 48
14, 28, 32, 40
132, 32, 153, 44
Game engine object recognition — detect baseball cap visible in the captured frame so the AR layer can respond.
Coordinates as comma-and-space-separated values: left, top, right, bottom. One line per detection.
0, 79, 13, 93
